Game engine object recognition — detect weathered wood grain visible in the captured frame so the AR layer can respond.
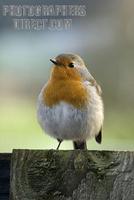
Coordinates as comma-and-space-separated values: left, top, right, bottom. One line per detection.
10, 150, 134, 200
0, 153, 11, 200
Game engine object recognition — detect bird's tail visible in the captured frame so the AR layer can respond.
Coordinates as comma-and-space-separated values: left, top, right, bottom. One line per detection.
73, 141, 87, 150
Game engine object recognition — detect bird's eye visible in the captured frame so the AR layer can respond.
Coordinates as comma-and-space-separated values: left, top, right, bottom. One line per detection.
68, 63, 74, 68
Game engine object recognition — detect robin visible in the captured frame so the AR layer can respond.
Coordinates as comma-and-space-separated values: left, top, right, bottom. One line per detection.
37, 53, 104, 149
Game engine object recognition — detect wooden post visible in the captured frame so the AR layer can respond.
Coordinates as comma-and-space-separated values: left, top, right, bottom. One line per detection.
10, 150, 134, 200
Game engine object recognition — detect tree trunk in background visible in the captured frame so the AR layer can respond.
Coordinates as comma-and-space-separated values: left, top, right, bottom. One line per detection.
10, 150, 134, 200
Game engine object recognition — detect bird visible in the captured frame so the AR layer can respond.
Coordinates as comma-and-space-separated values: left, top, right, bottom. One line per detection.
37, 53, 104, 150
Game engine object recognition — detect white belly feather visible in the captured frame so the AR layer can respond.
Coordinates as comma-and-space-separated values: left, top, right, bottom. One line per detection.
37, 84, 104, 141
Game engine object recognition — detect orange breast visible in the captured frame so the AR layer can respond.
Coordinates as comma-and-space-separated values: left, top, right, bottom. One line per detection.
43, 79, 89, 109
42, 66, 89, 109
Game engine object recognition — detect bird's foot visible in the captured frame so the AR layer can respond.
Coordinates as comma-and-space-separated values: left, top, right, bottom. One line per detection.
56, 139, 63, 150
73, 141, 87, 150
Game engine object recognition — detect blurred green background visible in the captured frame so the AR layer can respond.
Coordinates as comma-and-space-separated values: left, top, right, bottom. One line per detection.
0, 0, 134, 152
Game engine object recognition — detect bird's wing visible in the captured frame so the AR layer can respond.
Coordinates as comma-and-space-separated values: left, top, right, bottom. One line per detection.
89, 77, 102, 96
84, 76, 102, 96
82, 68, 102, 96
78, 66, 102, 95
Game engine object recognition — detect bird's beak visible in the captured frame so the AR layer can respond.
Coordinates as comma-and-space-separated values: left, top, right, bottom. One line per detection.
50, 59, 58, 65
